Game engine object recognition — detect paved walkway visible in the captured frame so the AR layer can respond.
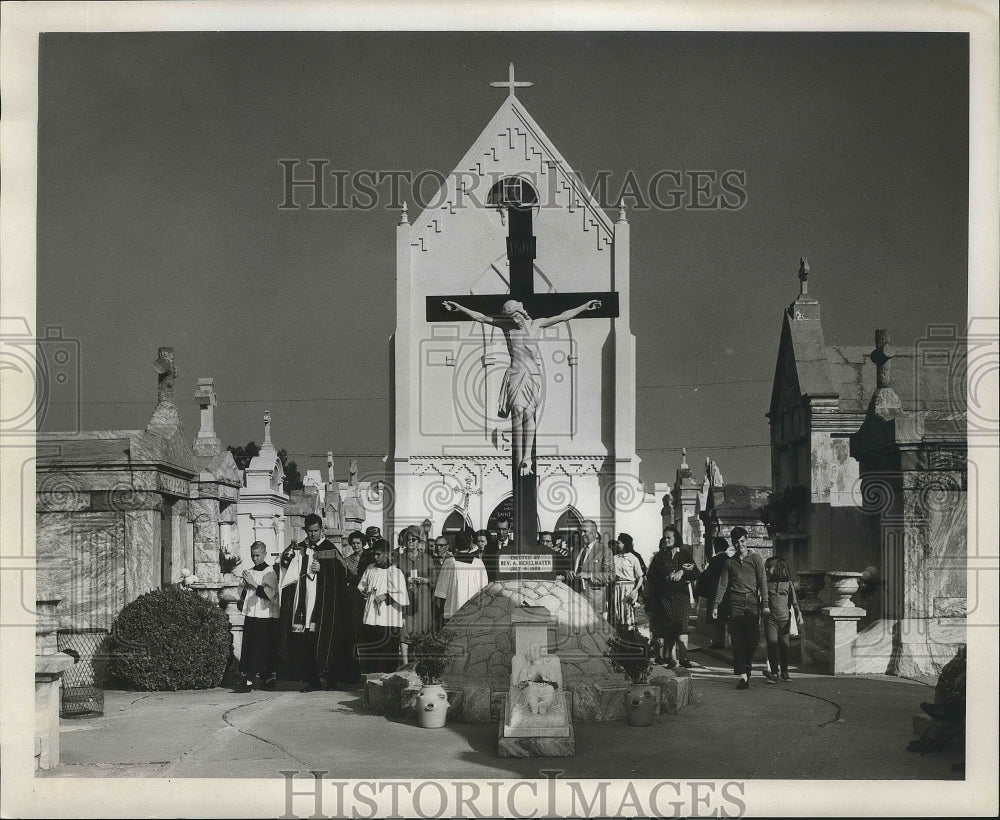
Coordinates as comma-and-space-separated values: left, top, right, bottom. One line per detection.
43, 646, 962, 781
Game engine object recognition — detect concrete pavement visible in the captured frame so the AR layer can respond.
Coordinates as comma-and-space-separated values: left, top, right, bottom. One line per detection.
42, 647, 962, 781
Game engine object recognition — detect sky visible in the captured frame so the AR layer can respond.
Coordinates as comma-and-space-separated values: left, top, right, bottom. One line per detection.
35, 30, 969, 488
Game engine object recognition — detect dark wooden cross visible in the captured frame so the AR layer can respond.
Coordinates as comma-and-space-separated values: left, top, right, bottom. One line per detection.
425, 176, 619, 579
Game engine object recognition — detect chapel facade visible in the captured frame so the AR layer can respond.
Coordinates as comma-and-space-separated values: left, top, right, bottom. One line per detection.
386, 74, 644, 547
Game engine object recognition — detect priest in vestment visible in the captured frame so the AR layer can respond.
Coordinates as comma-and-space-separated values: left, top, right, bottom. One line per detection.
278, 513, 359, 691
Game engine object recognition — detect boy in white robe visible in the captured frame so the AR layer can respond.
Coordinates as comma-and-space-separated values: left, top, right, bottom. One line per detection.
357, 540, 409, 672
238, 541, 280, 690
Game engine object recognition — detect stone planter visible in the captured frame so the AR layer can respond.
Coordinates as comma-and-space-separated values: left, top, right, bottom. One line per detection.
416, 683, 450, 728
795, 570, 827, 611
623, 683, 657, 726
825, 571, 864, 608
218, 576, 242, 604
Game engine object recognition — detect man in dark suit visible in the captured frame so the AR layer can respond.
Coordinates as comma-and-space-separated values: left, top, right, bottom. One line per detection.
482, 521, 514, 581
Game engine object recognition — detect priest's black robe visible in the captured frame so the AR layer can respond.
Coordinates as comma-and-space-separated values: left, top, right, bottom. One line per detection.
277, 539, 359, 686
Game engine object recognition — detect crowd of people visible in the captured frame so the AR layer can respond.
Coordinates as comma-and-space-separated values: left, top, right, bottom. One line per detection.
233, 514, 801, 693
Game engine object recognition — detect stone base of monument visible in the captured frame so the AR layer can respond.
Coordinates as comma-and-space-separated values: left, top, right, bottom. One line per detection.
441, 579, 637, 723
498, 712, 577, 757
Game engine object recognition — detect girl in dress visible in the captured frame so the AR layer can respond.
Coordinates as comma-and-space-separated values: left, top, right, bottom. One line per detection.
357, 540, 410, 672
763, 556, 803, 682
238, 541, 280, 690
610, 533, 644, 630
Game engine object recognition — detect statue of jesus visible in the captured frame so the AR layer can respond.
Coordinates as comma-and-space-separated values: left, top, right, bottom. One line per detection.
442, 297, 601, 476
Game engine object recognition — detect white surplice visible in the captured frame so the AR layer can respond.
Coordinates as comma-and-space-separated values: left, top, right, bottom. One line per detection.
357, 564, 409, 627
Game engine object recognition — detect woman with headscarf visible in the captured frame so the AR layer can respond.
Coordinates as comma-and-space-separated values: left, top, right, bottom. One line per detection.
645, 526, 701, 667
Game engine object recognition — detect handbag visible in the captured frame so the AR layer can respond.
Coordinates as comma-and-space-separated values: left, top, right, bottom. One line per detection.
789, 608, 800, 637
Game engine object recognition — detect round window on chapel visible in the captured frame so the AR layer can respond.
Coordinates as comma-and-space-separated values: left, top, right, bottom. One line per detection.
487, 176, 538, 211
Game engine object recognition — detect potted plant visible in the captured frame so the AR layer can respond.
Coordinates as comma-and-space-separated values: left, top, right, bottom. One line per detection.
407, 631, 453, 728
604, 627, 656, 726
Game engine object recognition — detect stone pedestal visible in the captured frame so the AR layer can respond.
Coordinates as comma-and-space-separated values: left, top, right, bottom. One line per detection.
648, 665, 694, 714
35, 653, 75, 770
498, 717, 576, 757
799, 610, 826, 667
820, 605, 866, 674
191, 580, 244, 659
500, 606, 574, 756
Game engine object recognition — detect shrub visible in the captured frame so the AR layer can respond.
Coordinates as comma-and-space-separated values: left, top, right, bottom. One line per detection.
109, 586, 233, 690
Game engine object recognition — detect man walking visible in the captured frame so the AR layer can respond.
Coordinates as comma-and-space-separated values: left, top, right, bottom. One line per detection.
711, 526, 768, 690
566, 520, 613, 618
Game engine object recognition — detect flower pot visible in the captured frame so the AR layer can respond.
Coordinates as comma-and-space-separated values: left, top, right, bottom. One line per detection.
416, 683, 449, 728
624, 684, 657, 726
825, 572, 863, 608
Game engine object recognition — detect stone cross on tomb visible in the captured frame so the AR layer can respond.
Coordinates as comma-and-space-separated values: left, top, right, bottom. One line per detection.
195, 378, 217, 439
425, 99, 620, 575
263, 410, 272, 444
148, 346, 180, 429
869, 328, 902, 418
871, 329, 897, 389
154, 347, 177, 402
798, 257, 811, 296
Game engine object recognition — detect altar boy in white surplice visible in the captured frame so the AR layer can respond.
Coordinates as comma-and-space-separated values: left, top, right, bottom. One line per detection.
433, 531, 490, 621
357, 539, 409, 672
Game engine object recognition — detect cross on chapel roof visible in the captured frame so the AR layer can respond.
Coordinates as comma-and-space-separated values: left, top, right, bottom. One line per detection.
490, 62, 533, 99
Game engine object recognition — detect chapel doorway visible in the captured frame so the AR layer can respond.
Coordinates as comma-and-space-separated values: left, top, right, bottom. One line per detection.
553, 508, 584, 556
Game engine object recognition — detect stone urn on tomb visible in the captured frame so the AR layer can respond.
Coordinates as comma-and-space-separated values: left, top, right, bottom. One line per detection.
408, 632, 452, 729
604, 628, 656, 727
825, 571, 864, 608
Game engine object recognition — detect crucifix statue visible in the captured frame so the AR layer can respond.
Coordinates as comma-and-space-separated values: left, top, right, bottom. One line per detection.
442, 297, 601, 476
425, 167, 619, 567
